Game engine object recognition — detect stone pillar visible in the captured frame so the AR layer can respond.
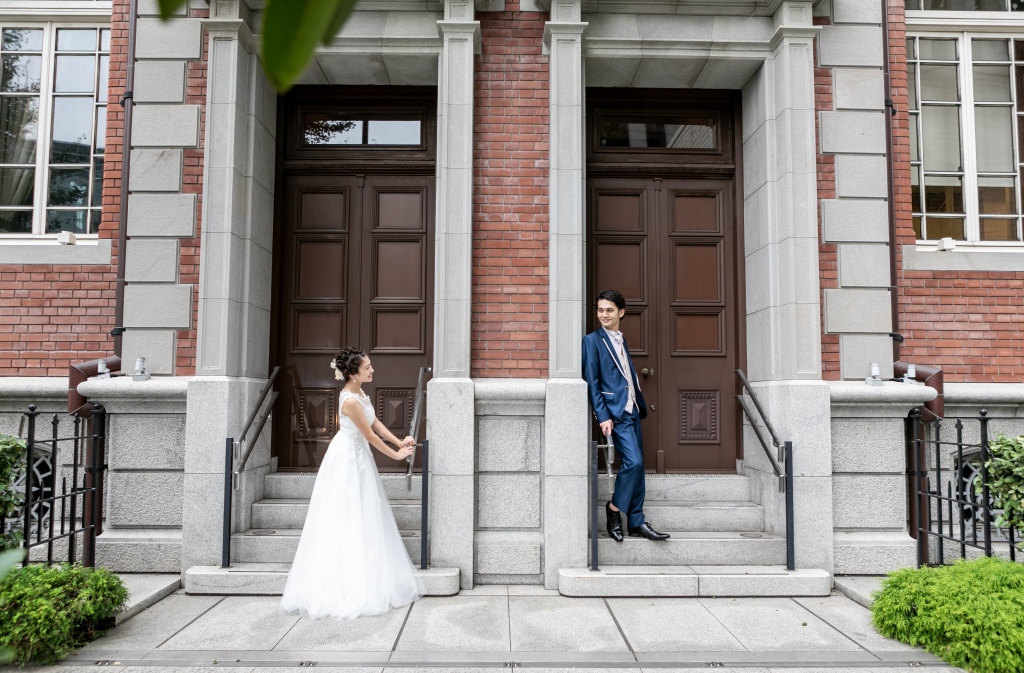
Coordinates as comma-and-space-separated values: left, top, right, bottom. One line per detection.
542, 0, 589, 589
427, 0, 479, 589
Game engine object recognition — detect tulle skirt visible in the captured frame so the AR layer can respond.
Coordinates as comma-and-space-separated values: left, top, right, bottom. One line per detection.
280, 429, 421, 619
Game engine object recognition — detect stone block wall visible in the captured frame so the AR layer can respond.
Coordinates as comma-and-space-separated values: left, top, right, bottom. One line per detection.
814, 0, 895, 382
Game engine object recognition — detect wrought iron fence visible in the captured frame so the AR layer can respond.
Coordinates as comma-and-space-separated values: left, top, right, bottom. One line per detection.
907, 408, 1020, 567
1, 404, 107, 566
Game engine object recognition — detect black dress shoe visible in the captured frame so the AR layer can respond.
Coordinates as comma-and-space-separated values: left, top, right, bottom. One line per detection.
628, 522, 670, 541
605, 502, 624, 542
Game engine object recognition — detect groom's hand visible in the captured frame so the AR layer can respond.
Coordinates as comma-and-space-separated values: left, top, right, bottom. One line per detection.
600, 419, 613, 437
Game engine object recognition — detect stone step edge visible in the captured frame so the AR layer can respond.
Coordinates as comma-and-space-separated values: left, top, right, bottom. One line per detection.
558, 566, 832, 597
183, 565, 460, 597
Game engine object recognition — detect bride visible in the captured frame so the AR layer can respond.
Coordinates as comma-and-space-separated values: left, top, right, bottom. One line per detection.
280, 347, 422, 619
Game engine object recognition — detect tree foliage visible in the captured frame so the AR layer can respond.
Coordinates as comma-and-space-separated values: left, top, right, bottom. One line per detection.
985, 434, 1024, 549
158, 0, 358, 91
0, 434, 25, 551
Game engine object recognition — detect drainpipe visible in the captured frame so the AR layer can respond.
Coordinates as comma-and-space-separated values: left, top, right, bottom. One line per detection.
881, 0, 902, 361
112, 0, 139, 358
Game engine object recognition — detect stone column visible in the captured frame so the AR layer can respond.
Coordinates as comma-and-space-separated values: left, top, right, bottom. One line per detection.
427, 0, 479, 589
542, 0, 589, 589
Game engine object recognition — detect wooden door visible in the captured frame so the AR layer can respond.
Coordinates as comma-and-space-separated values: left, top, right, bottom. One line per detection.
274, 174, 434, 471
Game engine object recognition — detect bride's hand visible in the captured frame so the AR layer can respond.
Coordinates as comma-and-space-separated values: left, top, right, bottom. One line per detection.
395, 445, 414, 460
401, 435, 415, 448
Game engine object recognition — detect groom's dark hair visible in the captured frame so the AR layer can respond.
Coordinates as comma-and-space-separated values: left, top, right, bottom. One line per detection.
595, 289, 625, 310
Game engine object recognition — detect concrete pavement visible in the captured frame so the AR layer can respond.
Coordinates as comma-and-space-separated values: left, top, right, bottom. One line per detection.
38, 584, 964, 672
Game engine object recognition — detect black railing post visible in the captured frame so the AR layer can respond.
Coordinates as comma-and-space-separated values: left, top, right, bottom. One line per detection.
934, 421, 943, 565
48, 414, 59, 565
82, 404, 105, 567
222, 437, 234, 568
979, 410, 992, 557
590, 439, 598, 572
23, 405, 38, 566
420, 440, 429, 570
955, 418, 966, 559
784, 440, 794, 571
910, 409, 924, 567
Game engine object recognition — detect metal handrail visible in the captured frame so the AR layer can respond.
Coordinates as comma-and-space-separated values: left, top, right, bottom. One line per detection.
234, 366, 281, 478
405, 366, 431, 491
588, 431, 615, 572
735, 369, 795, 571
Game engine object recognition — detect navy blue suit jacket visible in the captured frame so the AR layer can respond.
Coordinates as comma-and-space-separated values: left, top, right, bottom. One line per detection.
582, 329, 647, 424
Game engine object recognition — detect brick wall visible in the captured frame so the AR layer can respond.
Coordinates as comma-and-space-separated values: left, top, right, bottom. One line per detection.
471, 2, 550, 378
814, 16, 840, 381
889, 1, 1024, 382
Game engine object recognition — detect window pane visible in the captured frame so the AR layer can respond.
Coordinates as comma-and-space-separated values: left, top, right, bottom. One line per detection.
920, 65, 959, 101
908, 64, 918, 110
912, 216, 922, 239
973, 39, 1009, 62
303, 116, 362, 145
98, 55, 108, 103
978, 177, 1016, 214
905, 0, 921, 8
367, 120, 421, 145
925, 218, 965, 241
1016, 39, 1024, 62
919, 39, 957, 61
2, 29, 42, 52
0, 210, 31, 232
597, 119, 716, 149
46, 209, 88, 234
0, 96, 38, 163
100, 29, 110, 52
50, 96, 93, 163
0, 167, 34, 206
919, 0, 1007, 8
975, 106, 1014, 172
95, 106, 105, 153
48, 167, 89, 206
973, 65, 1010, 101
56, 29, 96, 52
55, 55, 95, 93
92, 156, 103, 207
921, 105, 962, 171
1016, 66, 1024, 112
1, 55, 40, 92
924, 175, 964, 213
980, 218, 1020, 241
910, 113, 919, 161
907, 37, 916, 60
912, 167, 922, 212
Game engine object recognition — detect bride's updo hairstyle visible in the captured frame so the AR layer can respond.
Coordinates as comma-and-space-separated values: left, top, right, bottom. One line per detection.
330, 347, 366, 382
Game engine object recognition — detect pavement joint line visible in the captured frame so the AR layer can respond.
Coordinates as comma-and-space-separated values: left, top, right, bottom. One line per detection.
601, 597, 636, 658
790, 595, 875, 654
390, 603, 414, 652
152, 595, 226, 651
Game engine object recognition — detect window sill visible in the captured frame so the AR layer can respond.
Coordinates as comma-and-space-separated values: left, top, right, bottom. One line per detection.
0, 237, 111, 265
902, 243, 1024, 272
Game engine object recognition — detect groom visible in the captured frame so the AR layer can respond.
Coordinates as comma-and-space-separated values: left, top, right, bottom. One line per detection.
582, 290, 669, 542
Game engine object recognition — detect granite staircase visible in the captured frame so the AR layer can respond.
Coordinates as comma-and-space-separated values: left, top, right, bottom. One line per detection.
184, 472, 460, 595
558, 473, 831, 597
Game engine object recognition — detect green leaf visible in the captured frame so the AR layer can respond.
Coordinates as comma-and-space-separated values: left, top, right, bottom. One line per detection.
262, 0, 358, 92
157, 0, 189, 21
0, 549, 23, 579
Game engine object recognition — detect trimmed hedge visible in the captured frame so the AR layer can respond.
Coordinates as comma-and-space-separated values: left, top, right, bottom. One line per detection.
0, 563, 127, 665
872, 557, 1024, 673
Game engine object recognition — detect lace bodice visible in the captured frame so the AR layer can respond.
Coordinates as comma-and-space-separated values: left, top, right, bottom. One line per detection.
338, 389, 375, 437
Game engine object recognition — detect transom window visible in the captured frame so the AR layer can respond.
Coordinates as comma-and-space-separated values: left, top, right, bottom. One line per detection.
908, 34, 1024, 243
906, 1, 1024, 10
0, 24, 109, 237
301, 113, 422, 146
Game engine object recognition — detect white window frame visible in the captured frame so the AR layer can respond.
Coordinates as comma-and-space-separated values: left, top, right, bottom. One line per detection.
0, 1, 110, 245
907, 20, 1024, 250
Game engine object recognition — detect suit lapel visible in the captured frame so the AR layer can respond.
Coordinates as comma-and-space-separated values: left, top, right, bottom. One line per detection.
599, 330, 629, 381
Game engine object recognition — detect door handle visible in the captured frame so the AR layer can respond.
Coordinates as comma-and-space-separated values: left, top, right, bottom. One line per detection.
650, 404, 656, 412
641, 368, 654, 377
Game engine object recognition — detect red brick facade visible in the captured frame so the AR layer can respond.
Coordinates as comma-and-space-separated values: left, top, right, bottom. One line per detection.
889, 0, 1024, 382
471, 2, 550, 378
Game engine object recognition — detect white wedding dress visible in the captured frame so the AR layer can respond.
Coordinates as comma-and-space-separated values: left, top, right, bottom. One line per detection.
280, 389, 422, 619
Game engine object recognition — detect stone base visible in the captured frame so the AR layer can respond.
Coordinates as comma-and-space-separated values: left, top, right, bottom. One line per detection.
96, 529, 182, 572
833, 575, 884, 608
558, 565, 831, 597
833, 531, 917, 575
184, 564, 460, 596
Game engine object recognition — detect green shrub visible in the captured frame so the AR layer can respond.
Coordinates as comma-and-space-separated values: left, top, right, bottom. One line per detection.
0, 563, 128, 665
872, 557, 1024, 673
986, 434, 1024, 549
0, 434, 25, 550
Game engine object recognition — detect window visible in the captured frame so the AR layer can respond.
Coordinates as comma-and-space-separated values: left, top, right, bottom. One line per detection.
906, 1, 1024, 10
908, 34, 1024, 244
0, 24, 109, 237
301, 113, 422, 146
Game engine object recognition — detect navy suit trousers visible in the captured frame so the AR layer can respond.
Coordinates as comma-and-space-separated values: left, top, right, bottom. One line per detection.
610, 408, 646, 529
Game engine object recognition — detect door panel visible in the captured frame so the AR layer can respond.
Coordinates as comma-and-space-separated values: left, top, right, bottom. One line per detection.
275, 174, 434, 471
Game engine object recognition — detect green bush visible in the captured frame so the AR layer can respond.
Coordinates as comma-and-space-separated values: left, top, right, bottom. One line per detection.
0, 563, 128, 665
986, 434, 1024, 549
0, 434, 26, 550
872, 557, 1024, 673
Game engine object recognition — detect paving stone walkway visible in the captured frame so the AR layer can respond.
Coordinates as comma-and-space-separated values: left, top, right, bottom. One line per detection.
43, 586, 964, 673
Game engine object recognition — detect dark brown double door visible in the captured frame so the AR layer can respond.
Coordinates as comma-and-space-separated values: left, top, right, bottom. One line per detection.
588, 92, 743, 473
273, 90, 436, 472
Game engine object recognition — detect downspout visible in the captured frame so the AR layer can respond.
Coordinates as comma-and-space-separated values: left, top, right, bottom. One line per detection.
882, 0, 903, 361
112, 0, 139, 358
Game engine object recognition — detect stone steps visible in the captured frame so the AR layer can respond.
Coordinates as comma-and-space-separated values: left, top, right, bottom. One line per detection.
264, 472, 420, 500
558, 565, 831, 597
231, 528, 423, 564
595, 531, 787, 566
252, 498, 422, 530
184, 563, 459, 596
